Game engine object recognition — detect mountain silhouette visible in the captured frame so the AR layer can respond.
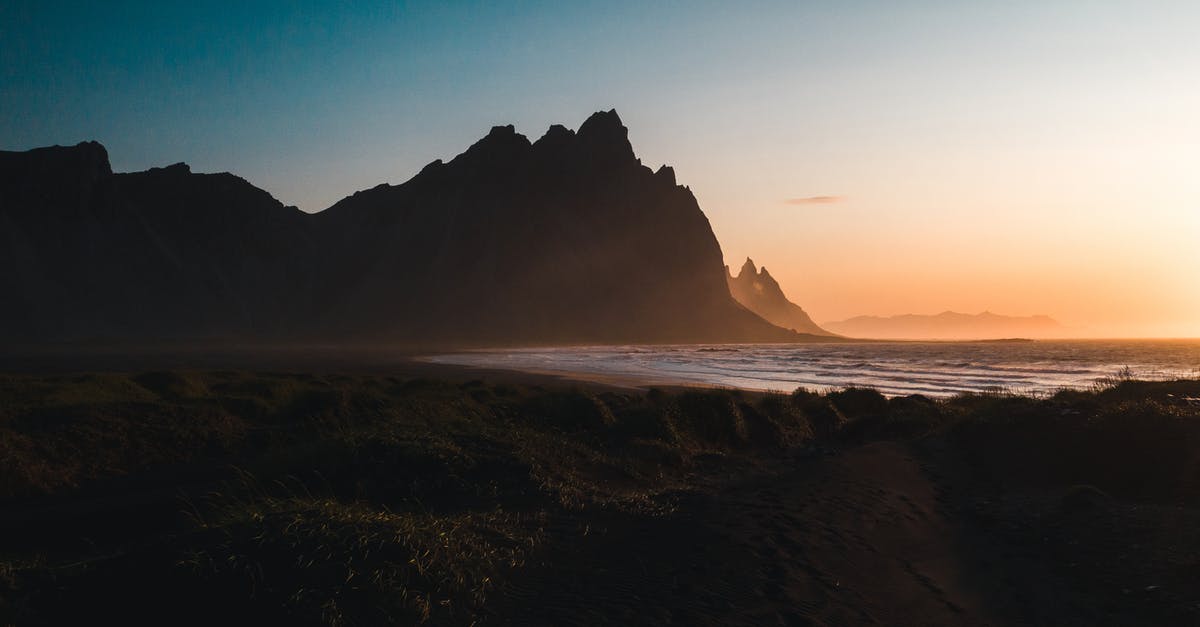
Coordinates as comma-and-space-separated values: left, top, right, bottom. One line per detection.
1, 111, 813, 346
823, 311, 1064, 340
726, 258, 835, 336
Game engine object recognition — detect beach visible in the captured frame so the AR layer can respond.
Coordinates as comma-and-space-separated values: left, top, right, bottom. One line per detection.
1, 362, 1198, 625
428, 339, 1200, 397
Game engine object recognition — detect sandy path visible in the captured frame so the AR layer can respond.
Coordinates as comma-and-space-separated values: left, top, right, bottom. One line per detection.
490, 441, 998, 626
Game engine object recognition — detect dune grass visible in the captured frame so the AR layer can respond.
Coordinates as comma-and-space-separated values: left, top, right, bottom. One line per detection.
1, 371, 1197, 624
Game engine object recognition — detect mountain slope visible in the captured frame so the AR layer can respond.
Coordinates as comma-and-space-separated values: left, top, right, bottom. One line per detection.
0, 111, 797, 346
726, 258, 835, 336
310, 111, 792, 344
0, 143, 316, 341
823, 311, 1064, 340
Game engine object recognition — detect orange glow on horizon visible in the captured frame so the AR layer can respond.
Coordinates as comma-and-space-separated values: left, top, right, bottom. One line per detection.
711, 188, 1200, 338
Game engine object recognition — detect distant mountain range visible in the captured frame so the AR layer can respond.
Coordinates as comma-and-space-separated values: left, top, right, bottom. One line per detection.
823, 311, 1064, 340
0, 110, 824, 347
727, 258, 835, 336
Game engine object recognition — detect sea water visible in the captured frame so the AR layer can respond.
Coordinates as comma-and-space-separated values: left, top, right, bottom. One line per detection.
428, 340, 1200, 397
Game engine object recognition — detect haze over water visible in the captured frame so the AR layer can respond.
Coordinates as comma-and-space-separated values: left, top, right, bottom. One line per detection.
431, 340, 1200, 398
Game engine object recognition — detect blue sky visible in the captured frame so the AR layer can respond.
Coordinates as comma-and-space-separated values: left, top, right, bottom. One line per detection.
5, 1, 792, 206
3, 1, 1198, 335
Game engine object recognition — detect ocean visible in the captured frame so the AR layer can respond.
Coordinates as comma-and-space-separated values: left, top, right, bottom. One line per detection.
428, 339, 1200, 397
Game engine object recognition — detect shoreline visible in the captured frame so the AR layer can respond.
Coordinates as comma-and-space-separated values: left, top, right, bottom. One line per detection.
2, 339, 1197, 399
420, 340, 1200, 399
1, 369, 1198, 624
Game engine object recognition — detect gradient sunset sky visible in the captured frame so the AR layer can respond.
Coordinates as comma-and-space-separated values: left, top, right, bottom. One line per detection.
3, 1, 1197, 337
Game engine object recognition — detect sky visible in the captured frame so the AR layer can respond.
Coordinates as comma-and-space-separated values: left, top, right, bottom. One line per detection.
3, 1, 1198, 337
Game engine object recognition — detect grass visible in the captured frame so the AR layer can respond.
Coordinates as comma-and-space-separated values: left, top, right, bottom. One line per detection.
184, 490, 538, 625
1, 370, 1198, 624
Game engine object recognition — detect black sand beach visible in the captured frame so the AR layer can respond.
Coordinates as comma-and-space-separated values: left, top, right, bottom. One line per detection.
1, 359, 1197, 625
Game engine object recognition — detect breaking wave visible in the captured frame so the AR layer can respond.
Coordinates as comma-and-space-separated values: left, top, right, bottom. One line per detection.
429, 340, 1200, 397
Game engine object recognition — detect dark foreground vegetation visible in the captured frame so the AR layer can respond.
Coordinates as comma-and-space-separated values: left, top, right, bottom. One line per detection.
1, 371, 1198, 625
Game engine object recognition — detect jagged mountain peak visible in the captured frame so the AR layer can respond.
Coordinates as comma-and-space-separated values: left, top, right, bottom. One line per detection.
574, 109, 635, 165
531, 124, 576, 158
445, 110, 643, 175
1, 111, 807, 345
69, 140, 112, 173
537, 124, 575, 143
727, 256, 835, 337
458, 124, 532, 160
738, 257, 758, 278
486, 124, 518, 138
577, 109, 625, 136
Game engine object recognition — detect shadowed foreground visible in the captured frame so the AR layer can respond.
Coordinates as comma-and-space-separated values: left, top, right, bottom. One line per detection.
1, 371, 1198, 625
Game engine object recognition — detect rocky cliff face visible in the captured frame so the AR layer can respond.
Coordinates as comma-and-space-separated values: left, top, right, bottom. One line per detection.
726, 258, 834, 337
1, 111, 797, 346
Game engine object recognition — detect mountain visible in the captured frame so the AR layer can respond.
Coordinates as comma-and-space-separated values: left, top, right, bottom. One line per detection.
0, 110, 800, 346
823, 311, 1064, 340
726, 258, 835, 336
0, 143, 316, 341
